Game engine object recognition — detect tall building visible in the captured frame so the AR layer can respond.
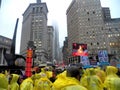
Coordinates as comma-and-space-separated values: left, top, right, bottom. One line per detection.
102, 7, 111, 21
59, 47, 63, 63
104, 18, 120, 56
20, 0, 50, 64
47, 26, 54, 62
66, 0, 120, 59
62, 37, 69, 64
53, 26, 60, 62
0, 35, 12, 65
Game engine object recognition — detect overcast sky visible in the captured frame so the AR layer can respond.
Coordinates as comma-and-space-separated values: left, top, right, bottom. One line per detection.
0, 0, 120, 53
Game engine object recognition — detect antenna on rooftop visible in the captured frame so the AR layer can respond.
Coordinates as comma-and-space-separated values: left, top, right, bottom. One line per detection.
37, 0, 41, 3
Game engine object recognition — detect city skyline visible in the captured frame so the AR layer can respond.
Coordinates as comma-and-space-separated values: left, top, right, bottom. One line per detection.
0, 0, 120, 54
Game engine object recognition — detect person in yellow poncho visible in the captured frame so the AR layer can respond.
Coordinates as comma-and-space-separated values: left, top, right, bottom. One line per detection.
52, 66, 87, 90
8, 74, 19, 90
31, 69, 41, 90
33, 67, 53, 90
0, 73, 8, 90
80, 68, 90, 89
20, 77, 33, 90
104, 66, 120, 90
35, 74, 53, 90
95, 67, 106, 83
52, 70, 67, 90
81, 68, 103, 90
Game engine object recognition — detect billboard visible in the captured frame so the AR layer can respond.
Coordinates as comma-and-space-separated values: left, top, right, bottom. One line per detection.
98, 50, 109, 65
72, 43, 88, 56
80, 56, 90, 66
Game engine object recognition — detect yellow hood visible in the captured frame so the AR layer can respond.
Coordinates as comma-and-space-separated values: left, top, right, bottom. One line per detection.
0, 73, 8, 89
10, 74, 19, 84
106, 66, 118, 77
89, 68, 96, 75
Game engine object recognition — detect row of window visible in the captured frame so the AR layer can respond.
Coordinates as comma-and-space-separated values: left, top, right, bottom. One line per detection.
85, 42, 120, 48
32, 7, 43, 13
110, 42, 120, 46
108, 34, 120, 37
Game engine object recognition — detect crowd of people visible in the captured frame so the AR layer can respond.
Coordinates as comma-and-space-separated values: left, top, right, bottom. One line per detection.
0, 65, 120, 90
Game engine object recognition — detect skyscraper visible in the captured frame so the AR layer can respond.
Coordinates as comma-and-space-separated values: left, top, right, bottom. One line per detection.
20, 0, 49, 63
66, 0, 120, 58
47, 26, 54, 62
102, 7, 111, 21
62, 37, 69, 64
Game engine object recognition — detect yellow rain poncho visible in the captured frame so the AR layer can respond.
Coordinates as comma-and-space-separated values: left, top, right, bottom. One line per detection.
46, 71, 53, 79
52, 71, 67, 90
20, 77, 33, 90
36, 76, 52, 90
0, 73, 8, 90
52, 76, 87, 90
61, 85, 87, 90
9, 74, 19, 90
95, 68, 106, 83
105, 66, 118, 78
80, 68, 90, 88
32, 73, 41, 90
52, 70, 87, 90
44, 66, 53, 79
34, 68, 48, 90
104, 66, 120, 90
81, 68, 103, 90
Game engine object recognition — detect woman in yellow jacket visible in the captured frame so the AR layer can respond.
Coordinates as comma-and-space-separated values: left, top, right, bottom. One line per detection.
20, 77, 33, 90
8, 74, 19, 90
104, 66, 120, 90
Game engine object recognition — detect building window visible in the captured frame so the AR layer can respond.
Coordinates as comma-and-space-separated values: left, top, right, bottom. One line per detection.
36, 7, 39, 13
32, 8, 35, 13
108, 35, 111, 37
97, 42, 99, 45
91, 43, 93, 46
40, 7, 43, 12
109, 43, 112, 46
33, 31, 37, 39
93, 11, 95, 14
101, 27, 103, 30
87, 12, 89, 14
88, 18, 90, 21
